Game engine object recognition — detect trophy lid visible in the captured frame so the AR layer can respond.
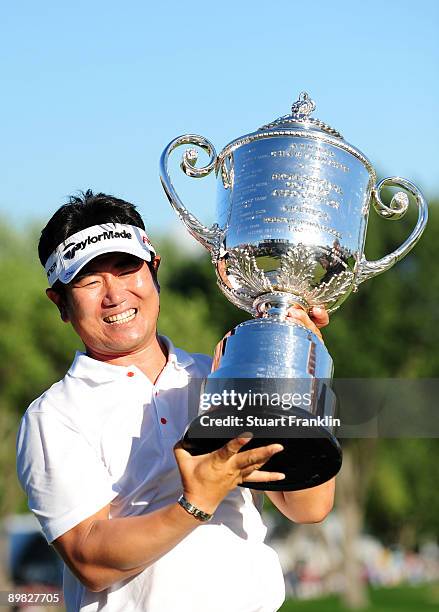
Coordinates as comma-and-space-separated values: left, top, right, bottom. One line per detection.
218, 91, 374, 175
259, 92, 343, 139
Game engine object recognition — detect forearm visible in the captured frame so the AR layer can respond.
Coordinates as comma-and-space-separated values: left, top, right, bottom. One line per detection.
267, 477, 335, 523
72, 502, 200, 591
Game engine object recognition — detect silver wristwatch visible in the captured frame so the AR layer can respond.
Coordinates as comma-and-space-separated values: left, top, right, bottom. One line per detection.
177, 495, 213, 522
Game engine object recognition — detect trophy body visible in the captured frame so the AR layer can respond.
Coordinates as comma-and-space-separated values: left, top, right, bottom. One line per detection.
160, 93, 428, 491
215, 134, 371, 315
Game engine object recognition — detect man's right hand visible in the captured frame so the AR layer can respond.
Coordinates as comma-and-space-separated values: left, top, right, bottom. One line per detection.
174, 435, 285, 514
52, 437, 284, 592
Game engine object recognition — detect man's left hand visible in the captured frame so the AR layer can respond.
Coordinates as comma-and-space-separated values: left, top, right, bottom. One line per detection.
283, 305, 329, 342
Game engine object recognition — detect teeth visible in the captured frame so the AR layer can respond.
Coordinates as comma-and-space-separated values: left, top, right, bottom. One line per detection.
104, 308, 136, 324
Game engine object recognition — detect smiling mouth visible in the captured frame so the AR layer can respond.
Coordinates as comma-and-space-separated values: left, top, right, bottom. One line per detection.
103, 308, 137, 324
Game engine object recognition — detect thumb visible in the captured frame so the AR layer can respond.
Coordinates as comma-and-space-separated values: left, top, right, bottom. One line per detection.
173, 440, 193, 461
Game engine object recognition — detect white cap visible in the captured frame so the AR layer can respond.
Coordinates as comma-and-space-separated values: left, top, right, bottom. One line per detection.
44, 223, 156, 286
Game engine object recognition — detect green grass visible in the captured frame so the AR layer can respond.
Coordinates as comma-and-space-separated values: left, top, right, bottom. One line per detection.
280, 583, 439, 611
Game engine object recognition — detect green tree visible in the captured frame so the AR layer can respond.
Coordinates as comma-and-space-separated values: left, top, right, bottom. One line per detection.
0, 197, 437, 608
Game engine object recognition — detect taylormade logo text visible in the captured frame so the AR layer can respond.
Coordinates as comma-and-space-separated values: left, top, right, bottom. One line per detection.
46, 261, 57, 278
63, 229, 132, 260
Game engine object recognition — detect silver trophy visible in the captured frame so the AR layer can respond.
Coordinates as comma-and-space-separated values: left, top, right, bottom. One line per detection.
160, 92, 428, 491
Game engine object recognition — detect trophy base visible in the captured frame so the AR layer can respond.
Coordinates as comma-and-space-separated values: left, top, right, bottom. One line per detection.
181, 405, 342, 491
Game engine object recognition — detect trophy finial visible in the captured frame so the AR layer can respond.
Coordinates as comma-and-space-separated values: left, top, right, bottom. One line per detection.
260, 91, 341, 136
291, 91, 316, 118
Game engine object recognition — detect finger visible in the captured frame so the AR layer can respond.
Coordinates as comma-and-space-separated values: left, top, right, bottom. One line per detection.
242, 470, 286, 483
240, 461, 281, 478
286, 308, 323, 340
235, 443, 284, 470
310, 305, 329, 328
215, 433, 253, 461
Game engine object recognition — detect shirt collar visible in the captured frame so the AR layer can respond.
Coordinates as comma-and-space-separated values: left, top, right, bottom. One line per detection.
67, 335, 195, 383
160, 335, 194, 371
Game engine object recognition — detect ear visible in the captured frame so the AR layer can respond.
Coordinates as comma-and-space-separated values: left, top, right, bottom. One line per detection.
150, 256, 161, 294
46, 288, 70, 323
151, 255, 161, 272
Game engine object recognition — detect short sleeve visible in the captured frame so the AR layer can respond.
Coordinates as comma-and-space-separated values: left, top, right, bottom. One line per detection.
16, 408, 118, 543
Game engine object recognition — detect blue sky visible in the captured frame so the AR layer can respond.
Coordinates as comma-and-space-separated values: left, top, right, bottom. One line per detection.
0, 0, 437, 241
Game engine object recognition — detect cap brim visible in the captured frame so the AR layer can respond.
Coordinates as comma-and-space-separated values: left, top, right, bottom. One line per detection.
59, 244, 155, 284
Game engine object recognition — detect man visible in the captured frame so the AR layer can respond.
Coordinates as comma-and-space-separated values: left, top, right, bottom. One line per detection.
16, 191, 335, 612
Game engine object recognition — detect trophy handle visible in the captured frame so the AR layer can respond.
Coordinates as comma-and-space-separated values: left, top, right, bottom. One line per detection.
356, 177, 428, 286
160, 134, 221, 257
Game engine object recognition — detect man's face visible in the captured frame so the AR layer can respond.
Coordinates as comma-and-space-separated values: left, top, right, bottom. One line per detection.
48, 252, 161, 359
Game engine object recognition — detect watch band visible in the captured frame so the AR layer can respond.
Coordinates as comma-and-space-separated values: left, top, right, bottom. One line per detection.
177, 495, 213, 522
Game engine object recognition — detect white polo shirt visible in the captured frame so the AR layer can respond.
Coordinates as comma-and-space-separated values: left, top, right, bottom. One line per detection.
16, 337, 285, 612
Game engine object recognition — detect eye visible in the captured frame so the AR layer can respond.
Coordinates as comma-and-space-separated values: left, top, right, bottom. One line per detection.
119, 263, 142, 276
74, 277, 101, 288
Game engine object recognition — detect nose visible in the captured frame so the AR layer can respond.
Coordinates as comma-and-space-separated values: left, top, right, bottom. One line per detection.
101, 275, 126, 308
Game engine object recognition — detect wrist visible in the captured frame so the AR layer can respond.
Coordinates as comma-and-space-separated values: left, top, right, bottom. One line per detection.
178, 495, 214, 522
181, 491, 219, 516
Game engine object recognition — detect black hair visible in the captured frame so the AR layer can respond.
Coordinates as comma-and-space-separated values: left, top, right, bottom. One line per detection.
39, 190, 158, 292
38, 190, 146, 267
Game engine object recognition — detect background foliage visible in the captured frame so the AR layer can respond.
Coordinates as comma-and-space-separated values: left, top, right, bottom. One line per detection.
0, 197, 438, 545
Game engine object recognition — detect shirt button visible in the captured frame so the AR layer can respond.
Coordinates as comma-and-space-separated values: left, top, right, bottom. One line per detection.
160, 417, 167, 425
127, 371, 135, 377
